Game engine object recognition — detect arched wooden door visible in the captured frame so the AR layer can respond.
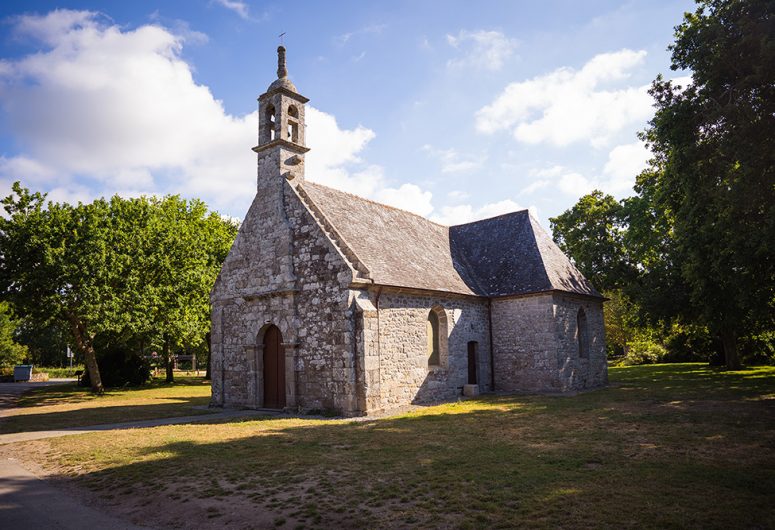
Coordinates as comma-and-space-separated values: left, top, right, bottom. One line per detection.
263, 325, 286, 409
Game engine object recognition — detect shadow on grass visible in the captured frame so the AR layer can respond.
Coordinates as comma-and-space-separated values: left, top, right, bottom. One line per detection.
39, 364, 775, 529
0, 397, 214, 434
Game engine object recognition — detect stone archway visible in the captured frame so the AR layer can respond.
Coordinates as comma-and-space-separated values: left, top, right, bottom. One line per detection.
263, 325, 286, 409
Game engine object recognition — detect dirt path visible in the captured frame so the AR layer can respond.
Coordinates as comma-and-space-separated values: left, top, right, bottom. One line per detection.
0, 456, 151, 530
0, 381, 279, 529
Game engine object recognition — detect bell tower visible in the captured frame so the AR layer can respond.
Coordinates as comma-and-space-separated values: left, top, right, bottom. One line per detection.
253, 46, 309, 185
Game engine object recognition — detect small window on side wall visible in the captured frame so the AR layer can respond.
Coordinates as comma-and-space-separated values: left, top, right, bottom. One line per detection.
577, 308, 589, 359
427, 309, 440, 366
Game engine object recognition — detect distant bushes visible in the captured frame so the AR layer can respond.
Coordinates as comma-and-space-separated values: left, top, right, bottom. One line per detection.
80, 345, 150, 388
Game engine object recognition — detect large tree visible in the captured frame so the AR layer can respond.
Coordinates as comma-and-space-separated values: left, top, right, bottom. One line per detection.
550, 190, 632, 292
0, 184, 237, 390
640, 0, 775, 368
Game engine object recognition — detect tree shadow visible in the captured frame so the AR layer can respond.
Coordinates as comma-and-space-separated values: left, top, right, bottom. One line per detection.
29, 371, 775, 529
0, 397, 212, 434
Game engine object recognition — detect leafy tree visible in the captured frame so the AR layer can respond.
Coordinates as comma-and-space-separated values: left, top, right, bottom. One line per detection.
0, 302, 28, 368
638, 0, 775, 368
136, 196, 237, 382
0, 184, 238, 390
550, 191, 632, 291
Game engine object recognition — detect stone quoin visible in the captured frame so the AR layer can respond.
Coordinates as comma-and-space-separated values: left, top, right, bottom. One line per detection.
209, 46, 608, 416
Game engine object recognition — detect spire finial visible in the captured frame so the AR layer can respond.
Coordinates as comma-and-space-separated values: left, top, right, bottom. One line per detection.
277, 44, 287, 79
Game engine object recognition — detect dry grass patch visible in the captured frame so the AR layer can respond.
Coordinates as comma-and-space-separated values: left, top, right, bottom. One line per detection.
0, 376, 213, 434
6, 364, 775, 529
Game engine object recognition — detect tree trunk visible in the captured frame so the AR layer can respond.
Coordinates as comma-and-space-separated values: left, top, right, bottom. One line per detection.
68, 316, 103, 394
720, 328, 741, 370
204, 331, 212, 381
164, 333, 174, 383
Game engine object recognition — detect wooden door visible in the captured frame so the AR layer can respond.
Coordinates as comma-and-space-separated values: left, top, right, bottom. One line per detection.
263, 325, 286, 409
467, 341, 478, 385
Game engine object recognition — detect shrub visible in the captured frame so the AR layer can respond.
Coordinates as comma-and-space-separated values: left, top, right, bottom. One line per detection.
622, 341, 668, 365
80, 346, 151, 388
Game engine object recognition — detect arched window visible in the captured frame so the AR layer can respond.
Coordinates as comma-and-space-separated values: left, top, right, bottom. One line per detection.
426, 305, 448, 368
287, 105, 299, 142
577, 308, 589, 359
265, 104, 277, 141
427, 310, 440, 366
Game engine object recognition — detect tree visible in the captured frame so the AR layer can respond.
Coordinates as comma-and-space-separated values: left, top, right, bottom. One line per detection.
134, 196, 237, 383
550, 191, 632, 291
0, 184, 238, 390
639, 0, 775, 368
0, 302, 28, 368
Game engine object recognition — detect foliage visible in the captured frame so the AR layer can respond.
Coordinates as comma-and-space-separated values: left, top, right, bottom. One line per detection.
0, 301, 28, 367
79, 345, 151, 388
552, 0, 774, 368
0, 183, 238, 391
550, 191, 632, 291
620, 340, 669, 366
15, 321, 71, 367
636, 0, 775, 368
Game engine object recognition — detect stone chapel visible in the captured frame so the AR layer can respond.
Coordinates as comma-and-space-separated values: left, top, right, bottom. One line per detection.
210, 47, 608, 416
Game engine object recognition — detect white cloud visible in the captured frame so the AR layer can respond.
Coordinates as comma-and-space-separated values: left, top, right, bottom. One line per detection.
602, 140, 651, 192
212, 0, 250, 20
475, 49, 652, 147
446, 30, 517, 71
431, 199, 533, 226
335, 24, 387, 46
526, 140, 651, 200
447, 190, 470, 202
520, 179, 551, 195
376, 184, 433, 217
422, 145, 482, 173
0, 11, 414, 218
0, 11, 439, 222
557, 172, 595, 196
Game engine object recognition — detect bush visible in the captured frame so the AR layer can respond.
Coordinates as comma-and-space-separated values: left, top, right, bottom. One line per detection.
80, 346, 151, 388
622, 341, 669, 366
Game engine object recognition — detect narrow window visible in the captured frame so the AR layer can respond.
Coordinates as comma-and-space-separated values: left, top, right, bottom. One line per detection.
427, 310, 440, 366
467, 341, 478, 384
266, 104, 277, 141
288, 120, 298, 142
577, 308, 589, 359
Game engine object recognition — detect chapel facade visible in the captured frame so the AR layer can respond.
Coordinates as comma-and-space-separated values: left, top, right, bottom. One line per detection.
210, 47, 608, 416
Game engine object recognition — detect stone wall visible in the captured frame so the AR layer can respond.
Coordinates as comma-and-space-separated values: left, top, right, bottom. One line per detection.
491, 292, 607, 392
552, 293, 608, 390
369, 291, 492, 412
211, 167, 360, 414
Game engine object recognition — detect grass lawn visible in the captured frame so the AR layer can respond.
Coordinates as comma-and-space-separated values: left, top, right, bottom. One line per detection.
7, 363, 775, 529
0, 376, 213, 434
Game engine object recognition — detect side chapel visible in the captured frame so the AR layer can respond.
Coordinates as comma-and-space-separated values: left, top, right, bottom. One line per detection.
210, 47, 608, 415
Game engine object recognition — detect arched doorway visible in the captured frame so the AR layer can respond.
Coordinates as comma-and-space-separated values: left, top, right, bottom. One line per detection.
263, 325, 286, 409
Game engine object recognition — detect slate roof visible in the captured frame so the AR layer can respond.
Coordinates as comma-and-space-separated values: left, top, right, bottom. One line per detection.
300, 181, 601, 299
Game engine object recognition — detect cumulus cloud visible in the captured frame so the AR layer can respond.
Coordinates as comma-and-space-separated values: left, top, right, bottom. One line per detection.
602, 140, 651, 190
475, 49, 651, 147
0, 10, 435, 219
524, 140, 652, 200
212, 0, 250, 20
446, 30, 517, 71
421, 145, 482, 174
431, 199, 535, 226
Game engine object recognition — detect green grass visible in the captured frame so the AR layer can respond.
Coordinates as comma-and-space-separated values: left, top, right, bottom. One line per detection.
0, 376, 213, 434
9, 363, 774, 529
32, 365, 85, 378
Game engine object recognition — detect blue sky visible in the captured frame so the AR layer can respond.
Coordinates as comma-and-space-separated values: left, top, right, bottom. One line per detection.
0, 0, 695, 230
